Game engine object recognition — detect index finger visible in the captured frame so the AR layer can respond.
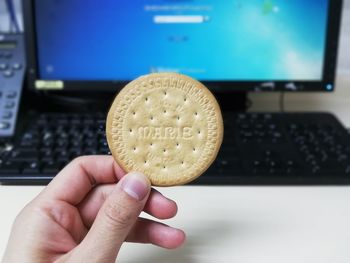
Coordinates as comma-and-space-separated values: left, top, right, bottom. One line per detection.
40, 155, 126, 205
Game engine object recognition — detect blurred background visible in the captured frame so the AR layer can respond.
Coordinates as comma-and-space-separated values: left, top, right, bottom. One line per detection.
1, 0, 349, 73
0, 0, 349, 115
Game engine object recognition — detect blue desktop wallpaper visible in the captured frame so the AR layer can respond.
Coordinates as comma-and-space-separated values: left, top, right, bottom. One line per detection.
35, 0, 329, 81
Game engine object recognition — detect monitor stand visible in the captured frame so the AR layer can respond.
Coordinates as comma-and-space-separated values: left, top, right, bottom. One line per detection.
25, 90, 248, 113
215, 92, 248, 112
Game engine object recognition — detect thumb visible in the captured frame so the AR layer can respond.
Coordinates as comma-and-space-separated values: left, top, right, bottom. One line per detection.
73, 172, 151, 263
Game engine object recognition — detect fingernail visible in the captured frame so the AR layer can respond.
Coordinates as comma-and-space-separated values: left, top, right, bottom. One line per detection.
121, 172, 150, 201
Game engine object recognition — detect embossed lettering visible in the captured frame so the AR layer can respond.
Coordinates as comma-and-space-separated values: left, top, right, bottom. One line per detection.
154, 127, 162, 138
136, 127, 193, 140
183, 127, 193, 139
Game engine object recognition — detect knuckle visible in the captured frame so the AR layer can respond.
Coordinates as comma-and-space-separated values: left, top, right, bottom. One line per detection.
71, 156, 85, 165
103, 200, 135, 229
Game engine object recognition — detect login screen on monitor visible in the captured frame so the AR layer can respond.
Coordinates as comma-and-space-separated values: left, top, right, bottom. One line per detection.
35, 0, 329, 81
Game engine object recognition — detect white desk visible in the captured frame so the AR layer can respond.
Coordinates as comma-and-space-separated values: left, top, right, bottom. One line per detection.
1, 186, 350, 263
1, 74, 350, 262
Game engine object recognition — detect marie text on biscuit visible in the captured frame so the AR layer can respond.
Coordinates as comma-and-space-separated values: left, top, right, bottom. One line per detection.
137, 126, 193, 140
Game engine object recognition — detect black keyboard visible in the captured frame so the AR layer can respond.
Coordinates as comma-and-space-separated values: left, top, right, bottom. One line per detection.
1, 112, 350, 185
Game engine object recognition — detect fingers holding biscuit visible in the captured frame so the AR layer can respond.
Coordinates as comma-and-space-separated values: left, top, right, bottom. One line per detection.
41, 155, 125, 205
144, 188, 178, 219
78, 185, 179, 228
126, 217, 186, 249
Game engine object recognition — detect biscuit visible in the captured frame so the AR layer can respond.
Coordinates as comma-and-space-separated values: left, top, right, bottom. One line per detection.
106, 73, 223, 186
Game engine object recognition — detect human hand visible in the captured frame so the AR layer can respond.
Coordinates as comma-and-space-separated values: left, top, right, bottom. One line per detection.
2, 156, 185, 263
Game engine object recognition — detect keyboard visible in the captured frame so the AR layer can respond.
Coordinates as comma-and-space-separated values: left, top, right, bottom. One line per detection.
1, 112, 350, 185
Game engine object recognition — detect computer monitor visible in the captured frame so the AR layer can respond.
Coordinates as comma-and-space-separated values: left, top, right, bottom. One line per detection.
23, 0, 343, 92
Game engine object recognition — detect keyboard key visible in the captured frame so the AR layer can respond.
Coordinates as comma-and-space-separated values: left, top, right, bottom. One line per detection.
19, 140, 39, 148
85, 139, 97, 148
6, 91, 17, 99
71, 118, 81, 125
0, 122, 10, 130
2, 111, 13, 119
3, 70, 14, 78
41, 149, 54, 160
55, 150, 70, 162
42, 161, 63, 174
56, 139, 68, 148
70, 149, 83, 158
0, 161, 22, 174
98, 147, 110, 155
22, 162, 41, 174
12, 63, 22, 70
84, 149, 98, 155
11, 150, 39, 162
0, 63, 8, 70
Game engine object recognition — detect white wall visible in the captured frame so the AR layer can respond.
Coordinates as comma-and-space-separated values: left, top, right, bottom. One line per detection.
249, 1, 350, 118
339, 0, 350, 72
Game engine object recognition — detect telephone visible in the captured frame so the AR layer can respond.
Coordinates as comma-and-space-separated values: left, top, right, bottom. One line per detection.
0, 33, 25, 137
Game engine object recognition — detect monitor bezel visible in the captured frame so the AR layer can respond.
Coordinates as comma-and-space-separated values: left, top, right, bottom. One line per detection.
23, 0, 343, 93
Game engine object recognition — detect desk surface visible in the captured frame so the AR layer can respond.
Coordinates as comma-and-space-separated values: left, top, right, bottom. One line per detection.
1, 186, 350, 263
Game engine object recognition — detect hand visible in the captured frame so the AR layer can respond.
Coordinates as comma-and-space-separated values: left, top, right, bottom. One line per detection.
2, 156, 185, 263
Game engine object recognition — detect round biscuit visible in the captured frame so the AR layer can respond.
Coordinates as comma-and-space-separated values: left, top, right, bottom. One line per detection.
106, 72, 223, 186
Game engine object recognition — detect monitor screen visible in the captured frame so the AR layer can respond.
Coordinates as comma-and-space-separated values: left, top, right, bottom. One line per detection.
26, 0, 341, 91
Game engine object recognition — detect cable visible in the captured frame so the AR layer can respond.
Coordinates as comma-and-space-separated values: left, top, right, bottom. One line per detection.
42, 92, 98, 106
3, 0, 12, 32
4, 0, 20, 33
246, 96, 253, 110
279, 92, 285, 112
9, 0, 20, 32
38, 91, 112, 112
